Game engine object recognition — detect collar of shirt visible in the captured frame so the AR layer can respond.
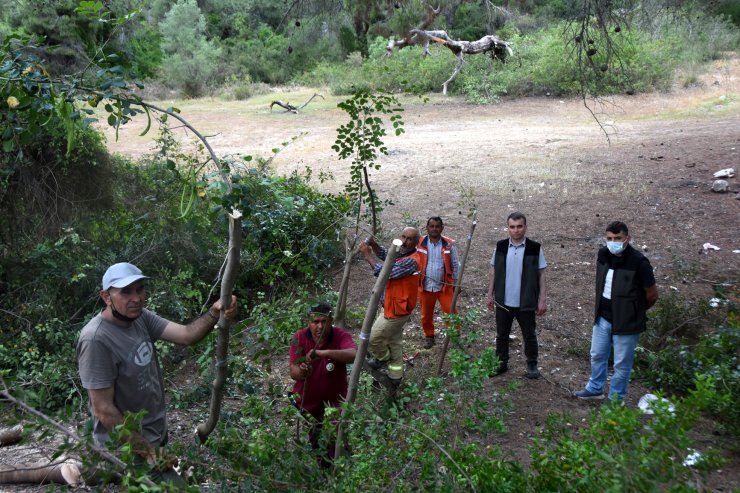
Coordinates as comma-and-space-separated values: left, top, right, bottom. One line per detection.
509, 237, 526, 248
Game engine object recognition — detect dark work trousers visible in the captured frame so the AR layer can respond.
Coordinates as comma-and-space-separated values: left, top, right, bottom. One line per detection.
495, 305, 538, 365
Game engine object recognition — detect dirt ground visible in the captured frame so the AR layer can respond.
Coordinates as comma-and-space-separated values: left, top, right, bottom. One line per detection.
2, 58, 738, 491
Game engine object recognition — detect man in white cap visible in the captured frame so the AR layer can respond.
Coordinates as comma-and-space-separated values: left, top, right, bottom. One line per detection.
77, 262, 237, 485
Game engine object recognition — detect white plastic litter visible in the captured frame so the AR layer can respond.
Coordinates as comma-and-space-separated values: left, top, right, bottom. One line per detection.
702, 243, 720, 252
638, 393, 675, 415
683, 449, 702, 467
709, 297, 722, 308
713, 167, 735, 178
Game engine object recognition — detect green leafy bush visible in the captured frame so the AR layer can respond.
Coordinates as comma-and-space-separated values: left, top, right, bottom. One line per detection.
531, 383, 721, 492
636, 292, 739, 436
298, 37, 456, 95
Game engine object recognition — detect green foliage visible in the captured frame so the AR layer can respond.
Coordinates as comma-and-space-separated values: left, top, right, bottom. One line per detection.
332, 89, 405, 233
449, 2, 488, 41
635, 292, 739, 436
0, 116, 113, 240
717, 0, 740, 26
126, 21, 164, 79
531, 384, 720, 492
299, 38, 456, 95
159, 0, 223, 96
1, 31, 152, 167
457, 23, 679, 103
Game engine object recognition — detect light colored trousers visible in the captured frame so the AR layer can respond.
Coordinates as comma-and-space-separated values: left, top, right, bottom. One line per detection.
369, 313, 411, 379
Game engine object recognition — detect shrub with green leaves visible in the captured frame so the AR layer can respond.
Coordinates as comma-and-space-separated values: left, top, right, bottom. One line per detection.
636, 292, 739, 437
531, 379, 721, 492
159, 0, 222, 96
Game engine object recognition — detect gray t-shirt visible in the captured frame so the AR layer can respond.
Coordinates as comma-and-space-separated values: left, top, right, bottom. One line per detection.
77, 309, 169, 447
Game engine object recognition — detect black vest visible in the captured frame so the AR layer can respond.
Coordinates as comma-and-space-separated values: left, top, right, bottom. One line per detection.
594, 245, 649, 334
493, 238, 541, 311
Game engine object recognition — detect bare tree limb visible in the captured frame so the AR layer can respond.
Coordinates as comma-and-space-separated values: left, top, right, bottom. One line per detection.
386, 22, 512, 94
270, 93, 324, 113
0, 462, 81, 486
0, 425, 22, 446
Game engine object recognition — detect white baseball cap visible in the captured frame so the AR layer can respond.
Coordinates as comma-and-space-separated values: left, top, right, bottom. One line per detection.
102, 262, 149, 290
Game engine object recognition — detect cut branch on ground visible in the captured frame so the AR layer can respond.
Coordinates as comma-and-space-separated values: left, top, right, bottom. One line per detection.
270, 93, 325, 113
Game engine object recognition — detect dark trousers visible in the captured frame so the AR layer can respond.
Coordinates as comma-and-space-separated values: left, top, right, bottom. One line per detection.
495, 305, 538, 365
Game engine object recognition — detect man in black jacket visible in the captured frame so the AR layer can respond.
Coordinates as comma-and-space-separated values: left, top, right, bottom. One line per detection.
575, 221, 659, 402
486, 212, 547, 379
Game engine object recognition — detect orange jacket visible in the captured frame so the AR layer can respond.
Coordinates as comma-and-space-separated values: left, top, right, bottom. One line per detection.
417, 235, 455, 294
384, 252, 421, 318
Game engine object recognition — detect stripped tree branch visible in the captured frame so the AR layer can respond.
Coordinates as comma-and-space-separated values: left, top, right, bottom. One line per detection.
270, 93, 325, 113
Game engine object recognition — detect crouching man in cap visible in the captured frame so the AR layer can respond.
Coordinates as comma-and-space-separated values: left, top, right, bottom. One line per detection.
77, 262, 237, 486
289, 302, 357, 464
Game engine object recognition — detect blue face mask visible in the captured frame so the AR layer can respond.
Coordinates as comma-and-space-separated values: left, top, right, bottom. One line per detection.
606, 240, 627, 255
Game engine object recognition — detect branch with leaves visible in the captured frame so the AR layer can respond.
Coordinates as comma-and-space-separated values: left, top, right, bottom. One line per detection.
331, 90, 405, 326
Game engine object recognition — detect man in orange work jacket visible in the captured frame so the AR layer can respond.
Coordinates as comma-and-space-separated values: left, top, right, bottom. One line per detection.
359, 226, 421, 386
416, 216, 460, 349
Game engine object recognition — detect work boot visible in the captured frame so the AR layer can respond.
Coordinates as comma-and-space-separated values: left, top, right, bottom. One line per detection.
423, 336, 435, 349
526, 362, 540, 379
366, 357, 388, 370
388, 376, 402, 387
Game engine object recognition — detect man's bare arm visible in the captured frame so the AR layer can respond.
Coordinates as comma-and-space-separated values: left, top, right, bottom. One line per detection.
88, 387, 155, 462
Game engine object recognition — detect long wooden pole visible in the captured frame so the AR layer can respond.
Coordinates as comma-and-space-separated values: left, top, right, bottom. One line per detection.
196, 211, 242, 443
436, 212, 477, 375
334, 238, 402, 459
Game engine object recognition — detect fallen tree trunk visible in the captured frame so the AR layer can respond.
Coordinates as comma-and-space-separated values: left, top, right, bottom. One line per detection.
388, 30, 513, 95
0, 425, 22, 446
385, 3, 512, 95
0, 461, 81, 486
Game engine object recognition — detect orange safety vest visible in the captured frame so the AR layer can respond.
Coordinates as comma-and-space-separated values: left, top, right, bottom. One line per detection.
384, 252, 421, 319
416, 235, 455, 294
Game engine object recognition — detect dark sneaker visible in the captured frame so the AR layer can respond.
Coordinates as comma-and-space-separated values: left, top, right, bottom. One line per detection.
388, 376, 402, 387
492, 363, 508, 377
526, 362, 540, 379
574, 388, 605, 400
423, 336, 435, 349
366, 358, 388, 370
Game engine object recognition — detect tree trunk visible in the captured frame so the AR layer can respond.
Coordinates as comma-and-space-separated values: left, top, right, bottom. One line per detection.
386, 29, 512, 93
0, 425, 22, 446
196, 212, 242, 443
334, 234, 358, 327
0, 461, 81, 486
334, 238, 402, 459
437, 212, 477, 375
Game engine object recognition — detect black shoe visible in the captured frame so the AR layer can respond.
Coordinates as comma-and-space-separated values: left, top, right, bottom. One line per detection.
367, 357, 388, 370
492, 363, 508, 376
526, 362, 540, 379
423, 336, 435, 349
388, 377, 402, 387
